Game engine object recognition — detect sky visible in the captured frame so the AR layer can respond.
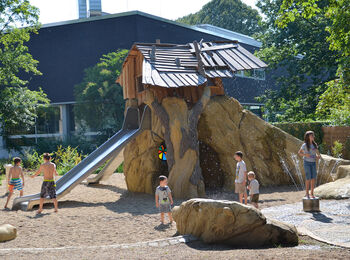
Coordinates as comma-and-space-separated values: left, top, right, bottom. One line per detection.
30, 0, 259, 25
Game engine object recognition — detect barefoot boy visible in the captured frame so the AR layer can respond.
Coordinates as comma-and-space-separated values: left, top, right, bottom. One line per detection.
155, 175, 173, 224
234, 151, 248, 205
31, 153, 58, 213
247, 171, 259, 209
4, 157, 24, 208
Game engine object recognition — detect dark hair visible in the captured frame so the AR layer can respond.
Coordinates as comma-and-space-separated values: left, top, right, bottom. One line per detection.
43, 153, 51, 160
159, 175, 167, 182
304, 131, 318, 151
13, 157, 21, 165
235, 151, 243, 158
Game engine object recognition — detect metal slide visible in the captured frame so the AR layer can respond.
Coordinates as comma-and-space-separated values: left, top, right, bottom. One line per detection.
12, 106, 151, 211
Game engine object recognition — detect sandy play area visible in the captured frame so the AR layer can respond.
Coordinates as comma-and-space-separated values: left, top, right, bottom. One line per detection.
0, 173, 349, 259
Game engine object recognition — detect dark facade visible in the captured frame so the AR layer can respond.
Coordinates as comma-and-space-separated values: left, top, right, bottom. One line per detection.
24, 11, 267, 104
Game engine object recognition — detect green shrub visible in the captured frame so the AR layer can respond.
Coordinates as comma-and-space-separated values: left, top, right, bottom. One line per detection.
54, 146, 85, 175
0, 158, 12, 175
23, 149, 43, 170
116, 162, 123, 173
273, 121, 329, 144
332, 141, 343, 158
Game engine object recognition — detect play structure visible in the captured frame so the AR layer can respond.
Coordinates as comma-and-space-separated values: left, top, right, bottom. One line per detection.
12, 106, 151, 210
12, 40, 348, 209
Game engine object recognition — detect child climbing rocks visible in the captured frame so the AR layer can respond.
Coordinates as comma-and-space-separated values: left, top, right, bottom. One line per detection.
234, 151, 248, 205
4, 157, 24, 209
247, 171, 259, 209
31, 153, 59, 213
155, 175, 173, 224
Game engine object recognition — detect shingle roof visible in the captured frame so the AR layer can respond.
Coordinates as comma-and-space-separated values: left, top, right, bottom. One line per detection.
134, 41, 267, 88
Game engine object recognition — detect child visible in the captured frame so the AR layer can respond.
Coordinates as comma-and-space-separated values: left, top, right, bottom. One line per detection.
247, 171, 259, 209
234, 151, 248, 205
31, 153, 58, 213
298, 130, 320, 199
4, 157, 25, 209
155, 175, 173, 225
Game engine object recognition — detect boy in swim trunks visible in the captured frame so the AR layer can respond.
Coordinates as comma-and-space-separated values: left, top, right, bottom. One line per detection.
31, 153, 58, 213
4, 157, 25, 209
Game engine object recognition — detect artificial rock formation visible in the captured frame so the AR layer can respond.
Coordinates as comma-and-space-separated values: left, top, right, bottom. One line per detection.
172, 199, 298, 247
0, 224, 17, 242
123, 95, 350, 198
314, 165, 350, 199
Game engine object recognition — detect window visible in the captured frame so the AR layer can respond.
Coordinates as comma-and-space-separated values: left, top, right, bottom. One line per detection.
235, 69, 265, 80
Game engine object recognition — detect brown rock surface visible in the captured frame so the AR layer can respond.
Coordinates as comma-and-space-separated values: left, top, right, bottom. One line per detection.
172, 199, 298, 247
123, 95, 350, 197
315, 164, 350, 199
314, 177, 350, 199
0, 224, 17, 242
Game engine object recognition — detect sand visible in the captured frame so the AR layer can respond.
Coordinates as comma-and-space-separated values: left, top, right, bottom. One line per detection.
0, 173, 349, 259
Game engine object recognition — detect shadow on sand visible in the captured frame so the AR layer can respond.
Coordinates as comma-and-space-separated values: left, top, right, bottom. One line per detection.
311, 212, 333, 223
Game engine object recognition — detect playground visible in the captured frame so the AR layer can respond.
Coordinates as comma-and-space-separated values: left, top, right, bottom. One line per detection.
1, 174, 350, 259
1, 41, 350, 259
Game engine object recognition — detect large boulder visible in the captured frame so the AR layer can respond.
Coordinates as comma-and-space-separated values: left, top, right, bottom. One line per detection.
314, 177, 350, 199
123, 95, 350, 196
0, 224, 17, 242
314, 164, 350, 199
172, 199, 298, 247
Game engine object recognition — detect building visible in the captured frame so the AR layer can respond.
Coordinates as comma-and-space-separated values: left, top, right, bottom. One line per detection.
0, 10, 267, 157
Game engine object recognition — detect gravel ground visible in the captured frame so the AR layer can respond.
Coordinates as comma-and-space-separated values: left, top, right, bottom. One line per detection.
0, 173, 349, 259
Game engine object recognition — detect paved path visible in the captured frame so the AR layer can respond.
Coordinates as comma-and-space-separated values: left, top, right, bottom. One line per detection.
262, 199, 350, 248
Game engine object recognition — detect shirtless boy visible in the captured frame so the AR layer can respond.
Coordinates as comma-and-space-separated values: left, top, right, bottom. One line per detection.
4, 157, 25, 209
31, 153, 58, 213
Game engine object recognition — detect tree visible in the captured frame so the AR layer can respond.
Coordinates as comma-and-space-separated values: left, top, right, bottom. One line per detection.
255, 0, 341, 122
273, 0, 350, 124
0, 0, 41, 86
74, 49, 128, 136
0, 0, 49, 140
176, 0, 262, 36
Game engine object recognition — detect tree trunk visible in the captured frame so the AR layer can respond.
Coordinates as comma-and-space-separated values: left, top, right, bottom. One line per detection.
144, 86, 211, 198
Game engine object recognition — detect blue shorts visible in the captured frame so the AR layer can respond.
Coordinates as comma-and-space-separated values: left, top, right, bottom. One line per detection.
304, 161, 317, 180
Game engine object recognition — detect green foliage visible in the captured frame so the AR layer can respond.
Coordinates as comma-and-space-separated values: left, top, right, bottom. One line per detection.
277, 0, 350, 57
316, 70, 350, 126
0, 158, 11, 175
273, 121, 328, 144
255, 0, 340, 122
74, 49, 128, 137
176, 0, 262, 36
116, 162, 123, 173
332, 140, 343, 158
23, 146, 85, 176
0, 0, 41, 87
54, 146, 85, 175
23, 149, 42, 170
0, 0, 51, 147
0, 87, 50, 137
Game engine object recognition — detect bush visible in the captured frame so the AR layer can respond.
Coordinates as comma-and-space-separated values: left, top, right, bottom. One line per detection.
0, 158, 12, 175
23, 145, 85, 176
23, 149, 43, 170
332, 141, 343, 158
54, 146, 85, 175
273, 121, 329, 144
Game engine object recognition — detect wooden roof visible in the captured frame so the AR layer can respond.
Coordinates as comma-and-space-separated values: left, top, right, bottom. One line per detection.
119, 41, 267, 88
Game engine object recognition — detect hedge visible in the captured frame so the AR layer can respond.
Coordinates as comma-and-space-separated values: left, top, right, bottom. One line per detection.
273, 121, 330, 145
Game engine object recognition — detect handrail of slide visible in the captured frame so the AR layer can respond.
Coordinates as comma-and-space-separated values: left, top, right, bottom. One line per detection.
12, 106, 151, 211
